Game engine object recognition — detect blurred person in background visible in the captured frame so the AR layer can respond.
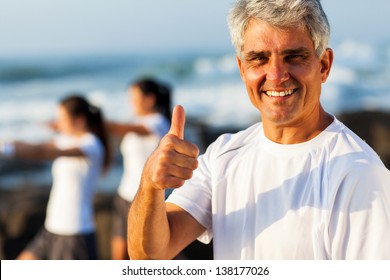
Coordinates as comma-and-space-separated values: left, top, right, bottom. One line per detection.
1, 95, 110, 260
107, 78, 171, 259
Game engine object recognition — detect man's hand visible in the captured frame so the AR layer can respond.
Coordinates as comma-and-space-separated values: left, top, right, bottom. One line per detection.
143, 105, 199, 190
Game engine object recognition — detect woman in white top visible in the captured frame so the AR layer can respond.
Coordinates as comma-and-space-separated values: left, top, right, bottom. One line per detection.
1, 95, 110, 259
107, 78, 171, 259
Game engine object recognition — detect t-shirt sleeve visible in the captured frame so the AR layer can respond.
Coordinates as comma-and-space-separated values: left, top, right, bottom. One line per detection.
53, 133, 103, 166
329, 162, 390, 259
53, 134, 71, 149
79, 135, 103, 163
143, 115, 170, 138
166, 150, 214, 244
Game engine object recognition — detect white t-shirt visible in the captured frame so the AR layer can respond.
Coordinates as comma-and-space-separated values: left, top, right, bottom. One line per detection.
117, 113, 170, 202
167, 117, 390, 259
45, 133, 104, 235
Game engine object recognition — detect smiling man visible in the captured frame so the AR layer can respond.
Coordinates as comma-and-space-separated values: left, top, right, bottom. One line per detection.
237, 18, 334, 143
128, 0, 390, 260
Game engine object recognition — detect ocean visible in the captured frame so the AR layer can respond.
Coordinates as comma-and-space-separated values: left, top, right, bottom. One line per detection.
1, 39, 390, 191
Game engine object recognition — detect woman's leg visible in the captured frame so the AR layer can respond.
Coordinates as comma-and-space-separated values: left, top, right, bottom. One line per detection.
16, 250, 39, 260
111, 236, 128, 260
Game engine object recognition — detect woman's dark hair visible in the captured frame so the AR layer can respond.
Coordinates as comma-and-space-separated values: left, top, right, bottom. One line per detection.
60, 94, 111, 171
131, 77, 172, 120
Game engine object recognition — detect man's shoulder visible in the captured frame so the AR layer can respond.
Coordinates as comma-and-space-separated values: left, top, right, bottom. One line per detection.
325, 118, 388, 184
331, 118, 383, 164
204, 122, 263, 159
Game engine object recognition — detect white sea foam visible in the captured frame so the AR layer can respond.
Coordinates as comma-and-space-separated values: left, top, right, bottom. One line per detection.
0, 40, 389, 142
175, 81, 258, 127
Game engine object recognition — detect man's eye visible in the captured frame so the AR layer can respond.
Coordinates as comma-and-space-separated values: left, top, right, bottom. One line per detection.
286, 54, 306, 62
250, 56, 268, 64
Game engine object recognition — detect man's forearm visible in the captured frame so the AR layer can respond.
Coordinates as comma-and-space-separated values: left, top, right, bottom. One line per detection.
127, 182, 172, 260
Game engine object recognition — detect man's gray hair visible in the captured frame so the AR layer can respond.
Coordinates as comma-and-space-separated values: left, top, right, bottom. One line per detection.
228, 0, 330, 58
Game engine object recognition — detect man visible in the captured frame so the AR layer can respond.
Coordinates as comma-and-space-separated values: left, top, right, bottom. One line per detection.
128, 0, 390, 260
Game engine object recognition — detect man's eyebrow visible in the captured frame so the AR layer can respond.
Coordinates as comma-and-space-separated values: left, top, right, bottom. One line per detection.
243, 48, 312, 59
244, 51, 271, 59
281, 47, 312, 56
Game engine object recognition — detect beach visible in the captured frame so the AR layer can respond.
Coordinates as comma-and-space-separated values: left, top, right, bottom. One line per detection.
1, 39, 390, 259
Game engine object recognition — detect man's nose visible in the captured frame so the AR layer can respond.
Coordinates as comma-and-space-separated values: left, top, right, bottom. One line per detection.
266, 59, 289, 83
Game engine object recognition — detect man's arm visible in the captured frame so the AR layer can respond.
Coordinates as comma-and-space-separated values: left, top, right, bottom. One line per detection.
329, 162, 390, 259
127, 105, 205, 260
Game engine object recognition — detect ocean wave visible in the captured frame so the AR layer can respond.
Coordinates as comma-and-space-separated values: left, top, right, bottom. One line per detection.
332, 40, 386, 72
0, 45, 389, 143
0, 52, 239, 84
194, 54, 238, 76
0, 46, 389, 192
0, 60, 125, 83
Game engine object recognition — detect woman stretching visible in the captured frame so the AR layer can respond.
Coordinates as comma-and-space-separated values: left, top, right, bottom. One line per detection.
1, 95, 110, 260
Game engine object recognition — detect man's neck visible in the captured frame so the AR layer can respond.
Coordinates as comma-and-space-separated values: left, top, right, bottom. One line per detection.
262, 110, 334, 144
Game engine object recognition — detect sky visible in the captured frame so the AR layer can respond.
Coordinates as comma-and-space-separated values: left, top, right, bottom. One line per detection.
0, 0, 389, 57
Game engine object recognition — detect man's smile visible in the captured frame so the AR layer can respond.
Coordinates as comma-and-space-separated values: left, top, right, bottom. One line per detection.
263, 89, 296, 97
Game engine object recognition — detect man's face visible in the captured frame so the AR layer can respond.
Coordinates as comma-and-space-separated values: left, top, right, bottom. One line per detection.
237, 19, 333, 127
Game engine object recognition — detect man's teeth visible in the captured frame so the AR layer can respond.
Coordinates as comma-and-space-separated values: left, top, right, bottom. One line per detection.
265, 90, 294, 97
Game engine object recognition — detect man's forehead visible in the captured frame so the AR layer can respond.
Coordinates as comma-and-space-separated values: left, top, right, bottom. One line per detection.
243, 47, 313, 57
242, 20, 315, 54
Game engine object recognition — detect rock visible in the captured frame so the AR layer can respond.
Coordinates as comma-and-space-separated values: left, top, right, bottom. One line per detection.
0, 187, 49, 259
0, 187, 213, 260
338, 110, 390, 169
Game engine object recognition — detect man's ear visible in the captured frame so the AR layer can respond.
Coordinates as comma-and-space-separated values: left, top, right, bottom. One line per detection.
236, 55, 246, 83
320, 48, 334, 83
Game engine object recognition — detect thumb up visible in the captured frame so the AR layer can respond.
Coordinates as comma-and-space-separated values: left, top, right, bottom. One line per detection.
143, 105, 199, 190
169, 105, 186, 140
